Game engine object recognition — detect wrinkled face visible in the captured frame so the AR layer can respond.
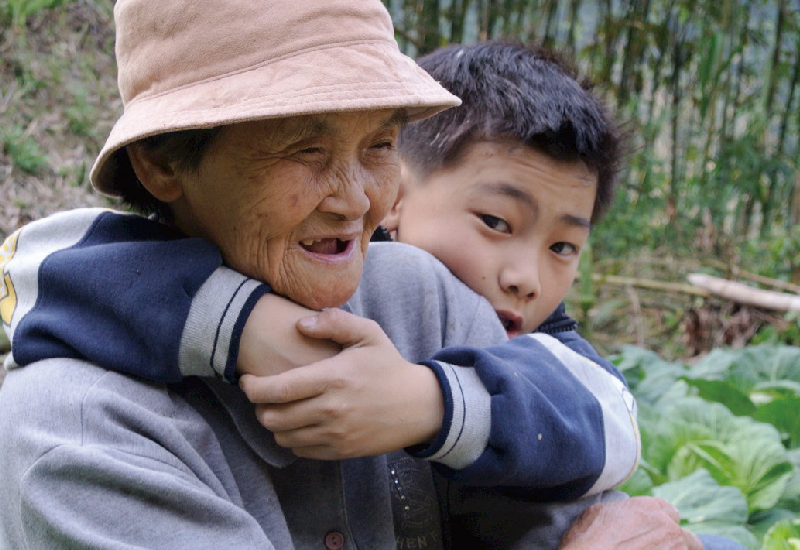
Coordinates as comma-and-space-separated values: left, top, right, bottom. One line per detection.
385, 141, 596, 337
170, 110, 403, 309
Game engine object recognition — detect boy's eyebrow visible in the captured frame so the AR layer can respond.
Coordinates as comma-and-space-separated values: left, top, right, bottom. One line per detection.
485, 182, 592, 229
561, 213, 593, 229
487, 183, 537, 210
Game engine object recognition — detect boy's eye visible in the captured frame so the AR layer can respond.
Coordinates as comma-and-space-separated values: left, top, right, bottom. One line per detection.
479, 214, 511, 234
551, 242, 578, 256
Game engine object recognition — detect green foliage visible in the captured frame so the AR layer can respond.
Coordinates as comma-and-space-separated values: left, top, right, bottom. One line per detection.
653, 470, 757, 547
2, 0, 67, 29
761, 519, 800, 550
752, 313, 800, 348
2, 125, 46, 174
766, 228, 800, 280
614, 344, 800, 548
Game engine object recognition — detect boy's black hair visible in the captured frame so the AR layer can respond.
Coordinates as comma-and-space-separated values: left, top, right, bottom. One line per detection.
400, 41, 624, 224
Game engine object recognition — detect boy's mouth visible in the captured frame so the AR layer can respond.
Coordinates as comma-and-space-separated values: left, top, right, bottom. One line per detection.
496, 310, 523, 337
300, 238, 350, 255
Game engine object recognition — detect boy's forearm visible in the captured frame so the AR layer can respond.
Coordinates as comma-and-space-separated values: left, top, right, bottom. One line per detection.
3, 208, 341, 383
237, 294, 341, 378
423, 333, 639, 499
2, 209, 268, 382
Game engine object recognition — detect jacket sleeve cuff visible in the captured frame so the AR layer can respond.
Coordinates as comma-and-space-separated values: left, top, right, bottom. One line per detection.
408, 361, 491, 470
179, 267, 270, 381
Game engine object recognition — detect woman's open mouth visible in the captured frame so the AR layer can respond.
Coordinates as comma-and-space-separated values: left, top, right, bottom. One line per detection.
300, 238, 350, 255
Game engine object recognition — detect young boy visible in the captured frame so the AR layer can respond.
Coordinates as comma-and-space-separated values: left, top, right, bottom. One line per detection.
2, 42, 646, 548
387, 41, 620, 339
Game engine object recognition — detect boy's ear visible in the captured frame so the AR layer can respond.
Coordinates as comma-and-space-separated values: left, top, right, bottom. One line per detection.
126, 144, 185, 203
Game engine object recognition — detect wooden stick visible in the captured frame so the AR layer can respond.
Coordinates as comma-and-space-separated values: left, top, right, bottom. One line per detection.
702, 259, 800, 294
589, 274, 711, 296
686, 273, 800, 312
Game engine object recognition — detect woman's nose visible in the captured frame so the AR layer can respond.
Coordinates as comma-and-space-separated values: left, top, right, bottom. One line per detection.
318, 168, 371, 221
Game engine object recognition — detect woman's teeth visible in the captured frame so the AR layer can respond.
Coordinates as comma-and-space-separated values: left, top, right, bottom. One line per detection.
301, 238, 345, 254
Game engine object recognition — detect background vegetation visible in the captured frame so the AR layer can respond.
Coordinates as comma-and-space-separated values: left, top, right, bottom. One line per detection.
386, 0, 800, 359
0, 0, 798, 547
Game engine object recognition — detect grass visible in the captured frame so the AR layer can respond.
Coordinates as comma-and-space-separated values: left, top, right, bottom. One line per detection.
0, 0, 115, 236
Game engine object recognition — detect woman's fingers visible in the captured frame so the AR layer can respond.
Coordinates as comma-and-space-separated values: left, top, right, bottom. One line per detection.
560, 496, 704, 550
296, 308, 386, 348
239, 365, 330, 404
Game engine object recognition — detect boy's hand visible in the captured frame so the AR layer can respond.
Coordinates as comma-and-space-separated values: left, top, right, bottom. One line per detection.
237, 294, 342, 377
559, 497, 703, 550
238, 308, 445, 460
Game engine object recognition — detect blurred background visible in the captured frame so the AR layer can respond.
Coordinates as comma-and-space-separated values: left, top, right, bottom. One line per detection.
1, 2, 799, 545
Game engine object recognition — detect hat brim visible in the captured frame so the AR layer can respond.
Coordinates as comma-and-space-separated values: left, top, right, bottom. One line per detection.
91, 40, 460, 196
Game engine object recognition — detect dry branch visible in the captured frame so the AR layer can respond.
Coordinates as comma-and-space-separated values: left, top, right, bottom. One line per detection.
686, 273, 800, 312
591, 274, 711, 296
702, 259, 800, 294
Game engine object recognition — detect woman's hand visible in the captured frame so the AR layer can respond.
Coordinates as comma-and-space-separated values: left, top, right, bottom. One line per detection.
238, 308, 445, 460
559, 497, 703, 550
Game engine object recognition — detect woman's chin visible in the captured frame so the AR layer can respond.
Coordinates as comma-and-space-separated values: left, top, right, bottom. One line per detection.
281, 274, 361, 311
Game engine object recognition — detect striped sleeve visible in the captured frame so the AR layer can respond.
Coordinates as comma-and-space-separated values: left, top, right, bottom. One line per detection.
526, 333, 639, 495
2, 208, 268, 382
424, 333, 640, 500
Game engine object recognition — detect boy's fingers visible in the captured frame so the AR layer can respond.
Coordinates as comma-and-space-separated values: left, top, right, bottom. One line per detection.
296, 308, 382, 348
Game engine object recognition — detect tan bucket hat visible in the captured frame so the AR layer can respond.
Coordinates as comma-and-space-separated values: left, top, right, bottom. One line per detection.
91, 0, 461, 196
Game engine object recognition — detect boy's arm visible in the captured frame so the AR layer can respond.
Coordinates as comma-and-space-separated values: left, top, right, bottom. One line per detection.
538, 301, 624, 383
4, 219, 636, 497
1, 208, 269, 382
420, 333, 638, 499
346, 243, 639, 498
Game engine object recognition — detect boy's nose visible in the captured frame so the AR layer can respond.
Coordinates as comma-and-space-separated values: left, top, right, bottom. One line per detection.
499, 262, 539, 300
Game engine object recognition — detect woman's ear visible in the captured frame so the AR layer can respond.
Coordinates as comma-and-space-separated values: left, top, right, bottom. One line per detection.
126, 143, 185, 203
381, 170, 405, 240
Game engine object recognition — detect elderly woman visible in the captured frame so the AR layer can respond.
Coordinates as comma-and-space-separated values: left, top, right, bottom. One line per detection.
0, 0, 717, 548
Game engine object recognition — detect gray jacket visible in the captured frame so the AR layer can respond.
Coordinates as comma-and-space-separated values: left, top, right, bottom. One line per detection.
0, 243, 504, 549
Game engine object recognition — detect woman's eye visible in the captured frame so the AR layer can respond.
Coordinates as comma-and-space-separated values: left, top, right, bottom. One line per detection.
369, 139, 396, 152
298, 146, 323, 155
551, 242, 578, 255
479, 214, 511, 233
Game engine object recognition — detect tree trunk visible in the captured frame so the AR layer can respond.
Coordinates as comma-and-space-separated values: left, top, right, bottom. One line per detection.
759, 0, 786, 237
448, 0, 469, 44
668, 37, 685, 227
542, 0, 559, 48
566, 0, 581, 55
418, 0, 441, 55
